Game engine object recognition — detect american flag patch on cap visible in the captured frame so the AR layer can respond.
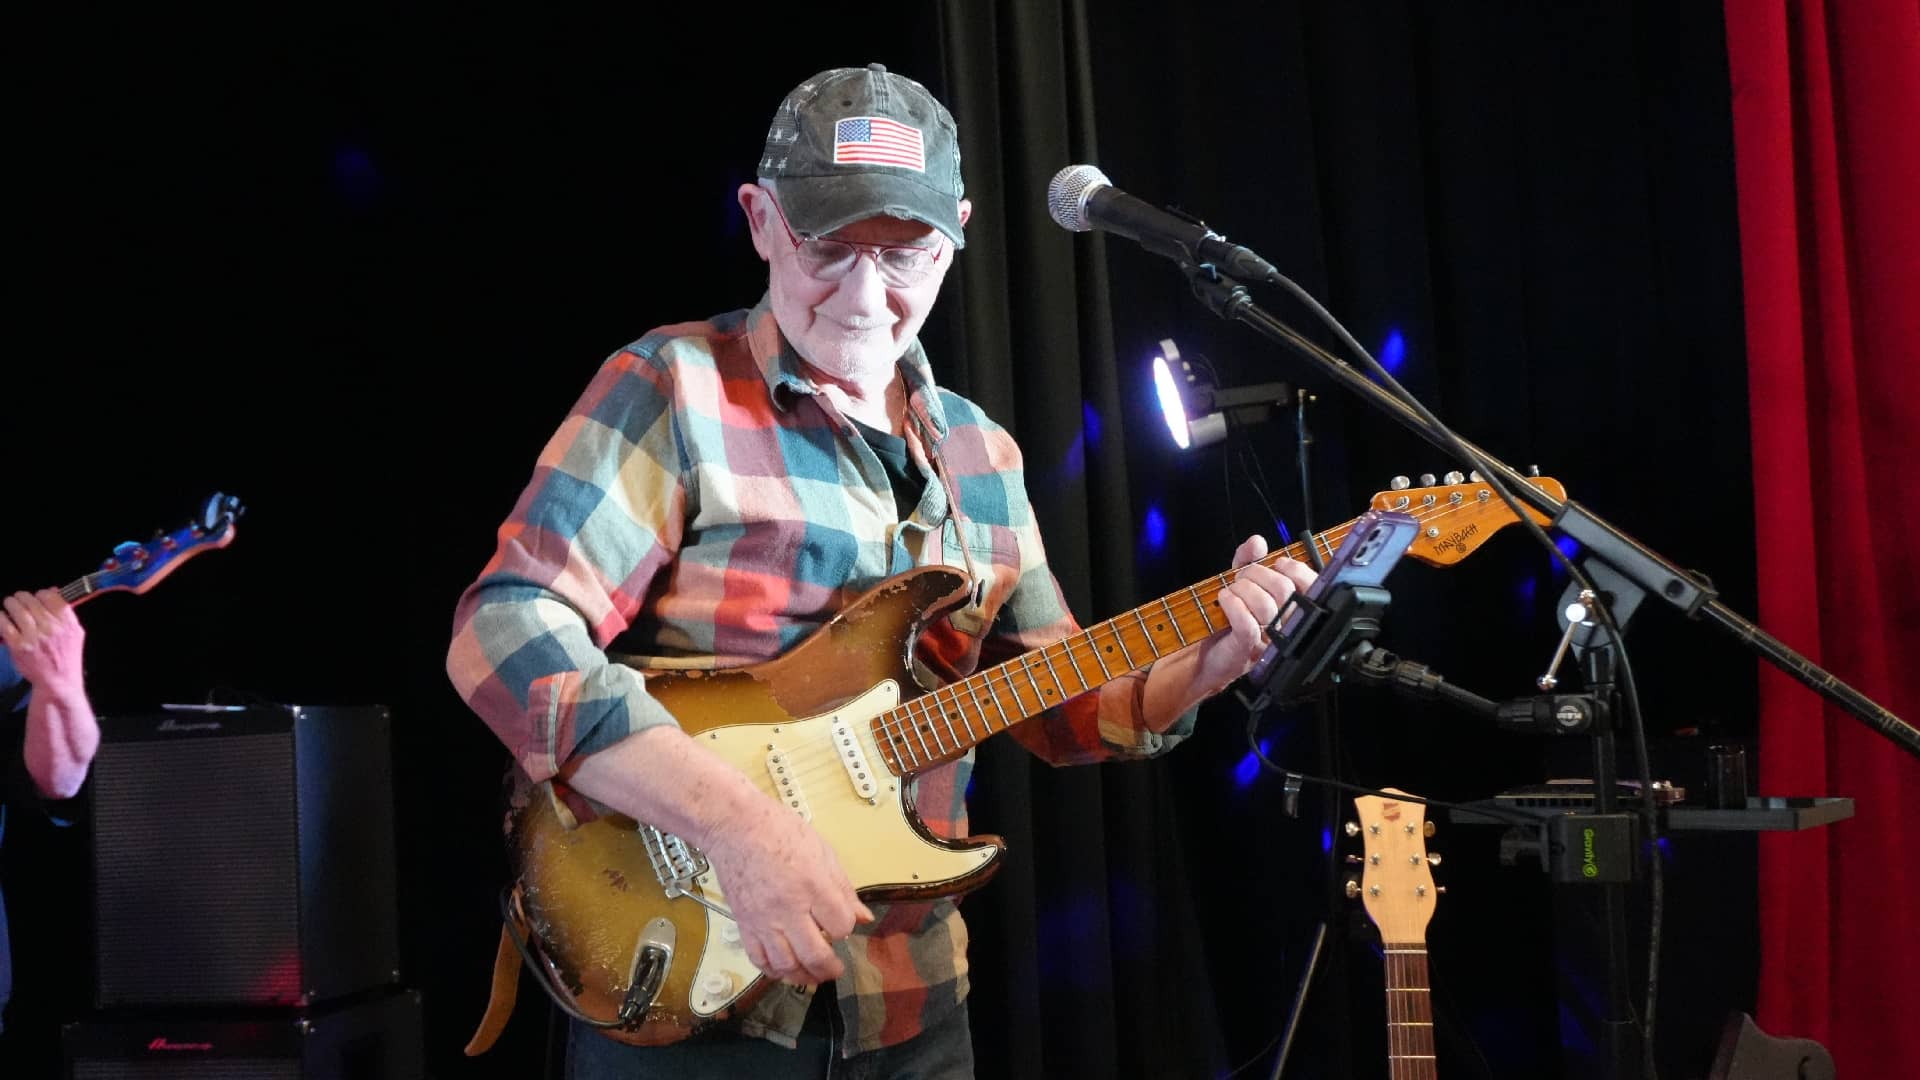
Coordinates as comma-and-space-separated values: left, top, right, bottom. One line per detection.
833, 116, 926, 172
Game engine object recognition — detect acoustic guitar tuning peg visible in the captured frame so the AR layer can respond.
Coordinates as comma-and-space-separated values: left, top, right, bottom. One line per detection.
1443, 471, 1465, 485
1418, 473, 1437, 487
1389, 475, 1411, 491
1344, 879, 1362, 900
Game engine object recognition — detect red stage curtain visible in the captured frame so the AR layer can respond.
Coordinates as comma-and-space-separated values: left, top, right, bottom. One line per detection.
1723, 2, 1920, 1075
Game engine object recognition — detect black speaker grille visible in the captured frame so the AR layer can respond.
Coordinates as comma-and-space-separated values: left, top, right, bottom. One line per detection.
93, 733, 303, 1005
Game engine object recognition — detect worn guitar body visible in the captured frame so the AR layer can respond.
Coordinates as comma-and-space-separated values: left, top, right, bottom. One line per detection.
502, 476, 1564, 1047
510, 565, 1003, 1045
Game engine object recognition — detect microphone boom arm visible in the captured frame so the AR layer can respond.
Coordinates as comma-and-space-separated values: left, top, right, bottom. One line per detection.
1177, 262, 1919, 761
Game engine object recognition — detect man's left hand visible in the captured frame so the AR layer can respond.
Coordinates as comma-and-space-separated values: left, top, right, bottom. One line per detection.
1193, 535, 1317, 698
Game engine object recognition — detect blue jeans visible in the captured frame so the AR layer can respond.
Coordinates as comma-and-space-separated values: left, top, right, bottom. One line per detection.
566, 1000, 974, 1080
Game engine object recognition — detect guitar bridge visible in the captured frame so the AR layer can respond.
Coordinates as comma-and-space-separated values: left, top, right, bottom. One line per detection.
640, 824, 708, 899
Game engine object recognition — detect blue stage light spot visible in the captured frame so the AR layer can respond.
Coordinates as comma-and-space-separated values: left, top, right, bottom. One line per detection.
1380, 328, 1408, 375
1142, 505, 1168, 553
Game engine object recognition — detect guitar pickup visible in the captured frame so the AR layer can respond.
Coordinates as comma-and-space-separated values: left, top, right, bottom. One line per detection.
831, 714, 879, 802
765, 749, 811, 821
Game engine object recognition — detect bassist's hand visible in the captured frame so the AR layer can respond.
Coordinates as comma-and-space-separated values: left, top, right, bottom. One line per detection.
703, 796, 875, 986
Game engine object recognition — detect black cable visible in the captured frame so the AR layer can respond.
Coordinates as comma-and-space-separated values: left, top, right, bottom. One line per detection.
1243, 705, 1544, 830
1259, 269, 1664, 1078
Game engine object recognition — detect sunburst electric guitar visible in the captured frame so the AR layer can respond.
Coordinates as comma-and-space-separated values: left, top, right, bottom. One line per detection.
1351, 789, 1443, 1080
507, 477, 1561, 1045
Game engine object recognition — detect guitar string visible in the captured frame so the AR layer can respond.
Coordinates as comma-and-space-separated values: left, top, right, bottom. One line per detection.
850, 496, 1513, 781
858, 492, 1509, 770
749, 492, 1525, 791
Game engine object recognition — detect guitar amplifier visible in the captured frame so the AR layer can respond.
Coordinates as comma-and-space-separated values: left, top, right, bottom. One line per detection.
89, 705, 400, 1007
62, 988, 425, 1079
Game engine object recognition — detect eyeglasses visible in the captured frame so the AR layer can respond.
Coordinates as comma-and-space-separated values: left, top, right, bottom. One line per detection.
764, 194, 946, 287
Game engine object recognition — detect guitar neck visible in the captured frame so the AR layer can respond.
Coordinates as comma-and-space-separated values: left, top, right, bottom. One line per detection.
869, 517, 1371, 774
1385, 941, 1437, 1079
60, 574, 103, 607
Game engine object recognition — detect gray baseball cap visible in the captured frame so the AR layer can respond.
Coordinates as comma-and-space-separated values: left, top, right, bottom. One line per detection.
758, 64, 966, 249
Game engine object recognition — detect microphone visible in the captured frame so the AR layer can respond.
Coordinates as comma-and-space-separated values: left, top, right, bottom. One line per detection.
1047, 164, 1278, 281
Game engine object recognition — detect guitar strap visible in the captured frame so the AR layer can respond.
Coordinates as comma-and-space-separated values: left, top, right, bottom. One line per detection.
911, 410, 991, 637
469, 783, 578, 1055
465, 903, 527, 1055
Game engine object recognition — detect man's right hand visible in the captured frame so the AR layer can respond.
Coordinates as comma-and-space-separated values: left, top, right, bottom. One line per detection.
702, 796, 874, 986
560, 723, 875, 988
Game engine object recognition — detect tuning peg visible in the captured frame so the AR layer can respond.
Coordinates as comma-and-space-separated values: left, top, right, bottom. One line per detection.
1443, 470, 1465, 484
1528, 464, 1541, 477
1389, 475, 1410, 491
1423, 821, 1436, 838
1344, 879, 1362, 900
1345, 854, 1364, 865
1426, 853, 1443, 868
1418, 473, 1437, 487
1469, 470, 1483, 482
1343, 821, 1360, 837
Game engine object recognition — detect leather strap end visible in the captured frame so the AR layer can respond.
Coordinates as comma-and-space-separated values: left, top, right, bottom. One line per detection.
464, 922, 524, 1056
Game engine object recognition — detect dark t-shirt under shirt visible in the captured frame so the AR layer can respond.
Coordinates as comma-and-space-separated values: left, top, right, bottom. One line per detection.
848, 416, 926, 521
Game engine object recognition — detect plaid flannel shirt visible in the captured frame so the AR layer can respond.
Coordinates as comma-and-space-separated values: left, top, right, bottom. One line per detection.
448, 296, 1194, 1054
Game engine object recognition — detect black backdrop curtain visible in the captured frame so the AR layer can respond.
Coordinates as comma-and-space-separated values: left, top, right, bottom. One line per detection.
2, 4, 1754, 1079
932, 3, 1223, 1079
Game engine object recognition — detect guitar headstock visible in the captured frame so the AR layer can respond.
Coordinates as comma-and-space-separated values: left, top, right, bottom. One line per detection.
1348, 788, 1440, 944
80, 492, 244, 600
1371, 474, 1567, 567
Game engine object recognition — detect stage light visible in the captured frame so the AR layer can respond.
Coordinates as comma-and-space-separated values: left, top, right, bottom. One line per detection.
1149, 338, 1291, 451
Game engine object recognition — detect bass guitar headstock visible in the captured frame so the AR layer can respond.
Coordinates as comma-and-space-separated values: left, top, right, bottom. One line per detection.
72, 492, 244, 602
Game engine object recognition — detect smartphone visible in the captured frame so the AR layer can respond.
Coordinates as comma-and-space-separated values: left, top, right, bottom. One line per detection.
1246, 509, 1421, 700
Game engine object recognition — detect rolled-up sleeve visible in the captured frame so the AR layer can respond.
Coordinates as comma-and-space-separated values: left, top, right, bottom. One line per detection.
951, 433, 1196, 767
447, 347, 690, 783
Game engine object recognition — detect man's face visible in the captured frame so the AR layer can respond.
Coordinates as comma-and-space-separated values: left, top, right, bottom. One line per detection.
740, 184, 970, 393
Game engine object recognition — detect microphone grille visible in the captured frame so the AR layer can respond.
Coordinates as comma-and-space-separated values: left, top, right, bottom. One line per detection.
1047, 164, 1111, 232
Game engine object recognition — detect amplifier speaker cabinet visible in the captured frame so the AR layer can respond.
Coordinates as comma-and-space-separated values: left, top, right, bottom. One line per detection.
89, 705, 399, 1007
62, 988, 424, 1079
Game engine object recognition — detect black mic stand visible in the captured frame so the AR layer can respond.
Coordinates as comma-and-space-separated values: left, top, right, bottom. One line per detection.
1171, 261, 1916, 759
1237, 582, 1396, 1080
1343, 615, 1649, 1080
